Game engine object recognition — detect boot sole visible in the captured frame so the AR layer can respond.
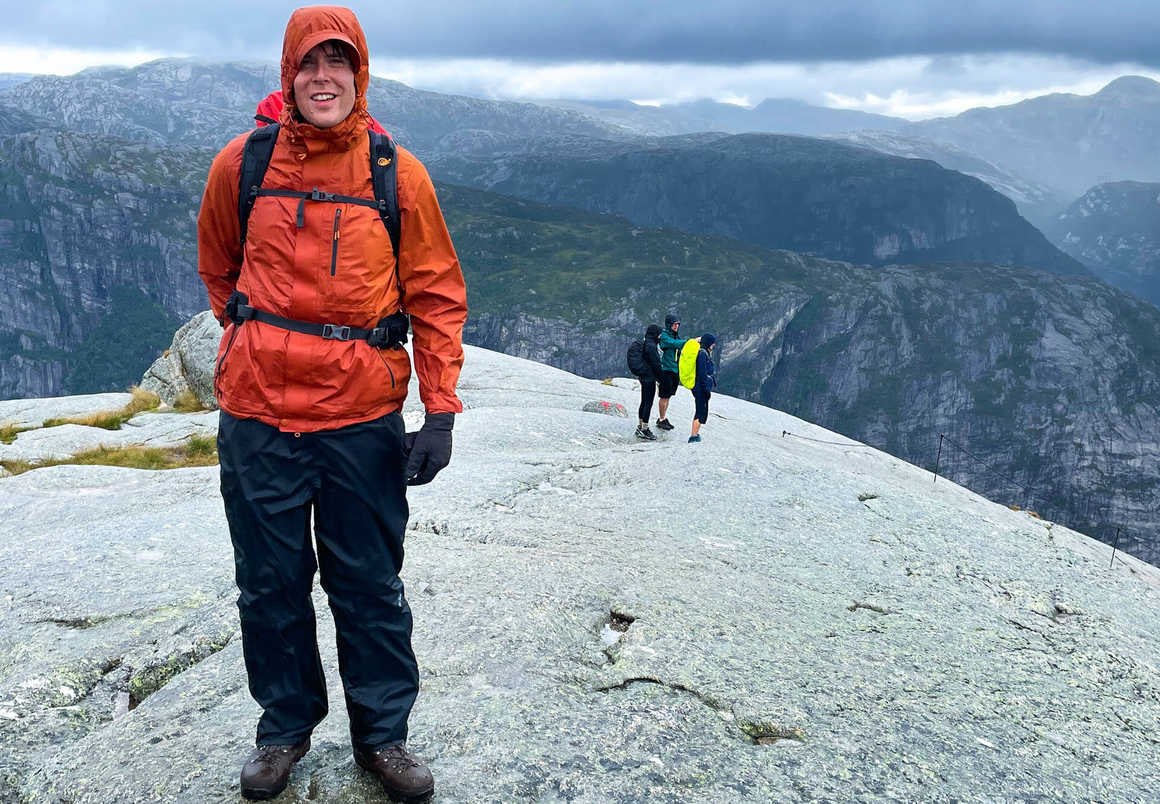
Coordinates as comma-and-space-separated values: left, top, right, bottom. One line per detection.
354, 753, 435, 803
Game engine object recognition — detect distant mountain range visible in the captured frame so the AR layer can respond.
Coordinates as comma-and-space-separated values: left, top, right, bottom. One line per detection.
541, 96, 907, 137
0, 60, 629, 153
540, 75, 1160, 223
1045, 181, 1160, 308
429, 131, 1086, 275
906, 76, 1160, 200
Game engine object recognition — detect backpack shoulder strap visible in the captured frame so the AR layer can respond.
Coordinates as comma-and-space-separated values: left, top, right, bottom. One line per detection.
368, 130, 400, 257
237, 123, 280, 246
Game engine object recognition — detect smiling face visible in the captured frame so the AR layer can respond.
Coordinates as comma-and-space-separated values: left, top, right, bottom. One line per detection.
292, 41, 356, 128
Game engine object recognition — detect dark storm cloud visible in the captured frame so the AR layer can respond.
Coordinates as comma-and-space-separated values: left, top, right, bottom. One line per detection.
8, 0, 1160, 67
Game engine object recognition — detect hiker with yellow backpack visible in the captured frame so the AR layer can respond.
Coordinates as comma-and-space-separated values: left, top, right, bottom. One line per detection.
678, 333, 717, 443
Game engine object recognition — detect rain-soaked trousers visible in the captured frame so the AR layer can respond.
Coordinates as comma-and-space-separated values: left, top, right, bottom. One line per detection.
217, 410, 418, 750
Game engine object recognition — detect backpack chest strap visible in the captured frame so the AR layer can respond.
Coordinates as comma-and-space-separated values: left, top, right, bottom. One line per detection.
252, 186, 385, 229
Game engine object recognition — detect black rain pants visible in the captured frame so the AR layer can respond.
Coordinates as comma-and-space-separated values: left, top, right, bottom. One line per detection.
638, 377, 657, 423
218, 410, 417, 751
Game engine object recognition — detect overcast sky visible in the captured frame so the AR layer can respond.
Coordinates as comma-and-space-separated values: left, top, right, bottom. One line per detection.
3, 0, 1158, 118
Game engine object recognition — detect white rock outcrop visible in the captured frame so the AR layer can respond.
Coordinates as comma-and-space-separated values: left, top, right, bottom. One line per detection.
139, 310, 221, 409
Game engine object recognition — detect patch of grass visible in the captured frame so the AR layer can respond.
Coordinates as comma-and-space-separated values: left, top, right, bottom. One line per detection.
1, 437, 218, 476
184, 434, 217, 458
172, 389, 204, 413
1, 423, 29, 445
42, 387, 161, 431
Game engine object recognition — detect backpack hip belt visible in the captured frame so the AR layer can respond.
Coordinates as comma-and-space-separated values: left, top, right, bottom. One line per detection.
225, 290, 408, 349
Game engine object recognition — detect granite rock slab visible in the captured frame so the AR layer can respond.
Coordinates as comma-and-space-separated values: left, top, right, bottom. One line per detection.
0, 393, 134, 429
0, 411, 219, 464
3, 345, 1159, 802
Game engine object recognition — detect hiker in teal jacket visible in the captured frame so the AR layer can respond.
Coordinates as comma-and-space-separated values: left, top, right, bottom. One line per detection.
656, 313, 688, 431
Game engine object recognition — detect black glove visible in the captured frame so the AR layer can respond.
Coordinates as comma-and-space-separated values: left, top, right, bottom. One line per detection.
403, 412, 454, 486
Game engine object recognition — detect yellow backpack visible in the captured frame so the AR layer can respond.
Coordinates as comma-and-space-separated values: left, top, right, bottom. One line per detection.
678, 339, 700, 389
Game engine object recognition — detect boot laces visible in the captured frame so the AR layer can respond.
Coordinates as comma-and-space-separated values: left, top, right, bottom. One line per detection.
377, 744, 420, 772
253, 744, 297, 766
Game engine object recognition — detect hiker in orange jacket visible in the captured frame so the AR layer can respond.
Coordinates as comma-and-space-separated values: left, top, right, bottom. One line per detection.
197, 6, 465, 801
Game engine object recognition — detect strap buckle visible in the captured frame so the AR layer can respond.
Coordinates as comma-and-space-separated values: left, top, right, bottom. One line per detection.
310, 187, 336, 202
321, 324, 352, 341
225, 290, 255, 324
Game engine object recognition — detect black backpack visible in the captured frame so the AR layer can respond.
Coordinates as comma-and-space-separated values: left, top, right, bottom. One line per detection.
626, 339, 648, 377
237, 123, 401, 260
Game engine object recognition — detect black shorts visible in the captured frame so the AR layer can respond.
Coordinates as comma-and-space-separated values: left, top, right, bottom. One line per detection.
658, 370, 680, 399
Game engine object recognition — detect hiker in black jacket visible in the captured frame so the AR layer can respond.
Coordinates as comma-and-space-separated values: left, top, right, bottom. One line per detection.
635, 324, 663, 441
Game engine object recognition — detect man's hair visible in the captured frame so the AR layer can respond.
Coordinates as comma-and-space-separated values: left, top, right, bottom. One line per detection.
304, 39, 355, 66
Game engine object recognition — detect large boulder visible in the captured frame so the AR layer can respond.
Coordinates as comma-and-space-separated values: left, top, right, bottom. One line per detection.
140, 311, 221, 409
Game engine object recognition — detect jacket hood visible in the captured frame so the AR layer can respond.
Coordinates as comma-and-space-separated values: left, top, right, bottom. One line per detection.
279, 5, 371, 147
645, 324, 662, 340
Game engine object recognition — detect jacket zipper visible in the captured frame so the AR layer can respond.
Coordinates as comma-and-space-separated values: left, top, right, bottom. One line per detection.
330, 208, 341, 276
376, 351, 396, 389
214, 323, 240, 396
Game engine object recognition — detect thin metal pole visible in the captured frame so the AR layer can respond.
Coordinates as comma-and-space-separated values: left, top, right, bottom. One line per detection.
1109, 527, 1122, 569
933, 433, 944, 484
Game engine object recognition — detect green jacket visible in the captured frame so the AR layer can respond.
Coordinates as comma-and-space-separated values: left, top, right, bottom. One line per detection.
658, 328, 687, 373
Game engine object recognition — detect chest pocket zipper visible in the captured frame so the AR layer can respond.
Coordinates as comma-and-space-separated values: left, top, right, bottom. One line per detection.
330, 208, 342, 276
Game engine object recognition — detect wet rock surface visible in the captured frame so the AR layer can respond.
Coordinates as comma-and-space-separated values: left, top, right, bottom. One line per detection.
3, 346, 1159, 802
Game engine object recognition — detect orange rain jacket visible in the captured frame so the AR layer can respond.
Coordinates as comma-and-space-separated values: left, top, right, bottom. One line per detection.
197, 6, 466, 432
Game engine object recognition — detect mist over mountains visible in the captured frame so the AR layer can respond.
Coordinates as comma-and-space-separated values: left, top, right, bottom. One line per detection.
0, 59, 1158, 564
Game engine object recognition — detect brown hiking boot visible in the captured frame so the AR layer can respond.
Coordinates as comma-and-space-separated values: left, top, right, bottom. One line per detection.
240, 738, 310, 800
354, 743, 435, 802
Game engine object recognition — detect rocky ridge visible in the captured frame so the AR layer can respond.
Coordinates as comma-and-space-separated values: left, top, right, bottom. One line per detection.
1044, 181, 1160, 308
429, 132, 1085, 275
2, 345, 1159, 802
906, 76, 1160, 200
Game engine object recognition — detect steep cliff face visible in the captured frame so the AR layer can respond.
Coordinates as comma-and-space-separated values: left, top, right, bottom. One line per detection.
760, 264, 1160, 564
1044, 181, 1160, 308
0, 129, 204, 397
431, 133, 1087, 276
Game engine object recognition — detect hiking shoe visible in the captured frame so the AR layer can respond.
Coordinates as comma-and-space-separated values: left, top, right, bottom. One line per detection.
655, 418, 675, 431
240, 738, 310, 800
635, 425, 658, 441
688, 435, 701, 443
354, 743, 435, 803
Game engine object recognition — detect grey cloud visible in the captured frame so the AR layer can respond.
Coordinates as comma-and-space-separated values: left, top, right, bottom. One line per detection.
7, 0, 1160, 68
